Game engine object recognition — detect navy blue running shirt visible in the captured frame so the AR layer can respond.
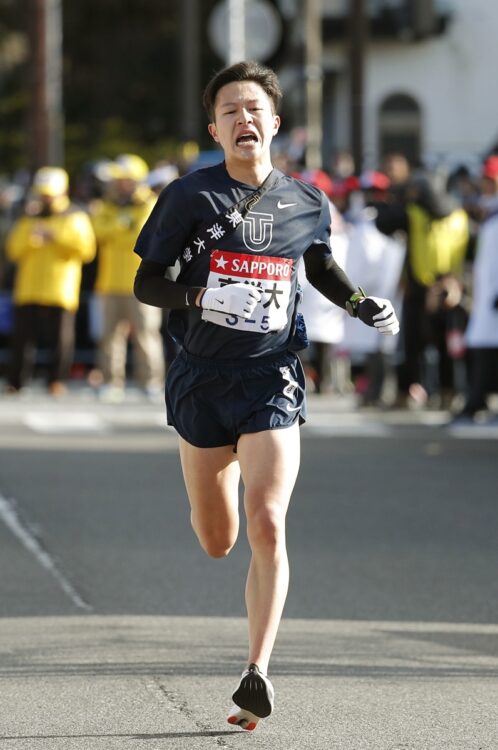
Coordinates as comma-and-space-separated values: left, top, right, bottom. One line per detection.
134, 162, 333, 359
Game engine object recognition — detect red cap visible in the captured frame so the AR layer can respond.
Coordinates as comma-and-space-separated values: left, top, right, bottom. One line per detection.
482, 156, 498, 180
341, 175, 360, 193
291, 169, 335, 198
359, 170, 391, 190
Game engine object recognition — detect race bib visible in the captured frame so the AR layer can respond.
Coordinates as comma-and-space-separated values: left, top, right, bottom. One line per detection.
201, 249, 293, 333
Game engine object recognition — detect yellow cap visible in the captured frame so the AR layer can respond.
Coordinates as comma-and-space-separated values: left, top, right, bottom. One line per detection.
32, 167, 69, 197
112, 153, 149, 181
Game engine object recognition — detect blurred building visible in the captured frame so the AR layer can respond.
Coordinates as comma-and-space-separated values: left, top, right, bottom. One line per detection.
278, 0, 498, 171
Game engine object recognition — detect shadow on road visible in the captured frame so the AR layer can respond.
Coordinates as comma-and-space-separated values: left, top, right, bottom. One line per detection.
0, 730, 241, 741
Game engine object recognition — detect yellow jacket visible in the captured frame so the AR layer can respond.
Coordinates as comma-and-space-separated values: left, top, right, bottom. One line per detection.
6, 206, 97, 311
407, 204, 469, 287
91, 189, 156, 295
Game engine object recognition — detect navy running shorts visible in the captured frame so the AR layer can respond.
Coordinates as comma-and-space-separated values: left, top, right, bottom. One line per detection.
165, 349, 307, 449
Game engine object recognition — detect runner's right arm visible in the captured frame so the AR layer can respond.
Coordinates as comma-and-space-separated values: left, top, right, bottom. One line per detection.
134, 259, 203, 308
134, 259, 260, 317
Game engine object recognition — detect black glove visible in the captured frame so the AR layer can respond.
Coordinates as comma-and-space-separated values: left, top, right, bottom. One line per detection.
357, 296, 400, 336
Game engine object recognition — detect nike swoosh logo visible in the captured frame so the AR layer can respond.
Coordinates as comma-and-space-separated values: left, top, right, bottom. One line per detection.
286, 404, 301, 412
215, 299, 225, 305
277, 201, 297, 209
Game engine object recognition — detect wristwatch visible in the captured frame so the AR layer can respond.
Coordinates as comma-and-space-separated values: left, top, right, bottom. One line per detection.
345, 287, 366, 317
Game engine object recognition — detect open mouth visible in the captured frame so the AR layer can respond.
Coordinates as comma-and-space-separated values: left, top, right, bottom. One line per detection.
236, 134, 258, 146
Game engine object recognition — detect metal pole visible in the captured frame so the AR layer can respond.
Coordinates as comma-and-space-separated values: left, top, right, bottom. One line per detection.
28, 0, 48, 170
181, 0, 201, 140
227, 0, 245, 65
349, 0, 367, 174
28, 0, 64, 170
45, 0, 64, 166
304, 0, 323, 170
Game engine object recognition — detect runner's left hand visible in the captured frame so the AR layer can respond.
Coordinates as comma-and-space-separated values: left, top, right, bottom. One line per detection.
358, 297, 400, 335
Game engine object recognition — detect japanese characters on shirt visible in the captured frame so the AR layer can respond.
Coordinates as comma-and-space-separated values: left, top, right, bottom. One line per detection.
201, 250, 293, 332
181, 207, 244, 265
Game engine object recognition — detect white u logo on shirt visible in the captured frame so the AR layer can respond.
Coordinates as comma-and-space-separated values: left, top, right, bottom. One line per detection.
242, 211, 274, 253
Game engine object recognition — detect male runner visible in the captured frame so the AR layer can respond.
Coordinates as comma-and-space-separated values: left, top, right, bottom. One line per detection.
134, 61, 399, 731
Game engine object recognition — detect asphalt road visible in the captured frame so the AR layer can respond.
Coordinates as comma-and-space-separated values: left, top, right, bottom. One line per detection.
0, 387, 497, 748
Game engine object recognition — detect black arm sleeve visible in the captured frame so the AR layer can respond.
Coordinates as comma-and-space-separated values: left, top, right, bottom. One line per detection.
134, 259, 203, 309
303, 244, 357, 309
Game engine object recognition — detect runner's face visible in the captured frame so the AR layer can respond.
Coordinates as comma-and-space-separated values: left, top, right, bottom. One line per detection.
208, 81, 280, 165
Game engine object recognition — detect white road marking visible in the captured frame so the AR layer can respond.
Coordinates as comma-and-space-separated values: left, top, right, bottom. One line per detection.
23, 411, 107, 434
0, 493, 92, 611
445, 423, 498, 440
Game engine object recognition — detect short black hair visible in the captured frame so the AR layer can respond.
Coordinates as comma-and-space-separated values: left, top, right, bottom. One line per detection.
203, 61, 282, 122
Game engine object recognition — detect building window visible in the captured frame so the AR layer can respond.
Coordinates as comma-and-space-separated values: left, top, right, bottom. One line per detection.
379, 93, 421, 165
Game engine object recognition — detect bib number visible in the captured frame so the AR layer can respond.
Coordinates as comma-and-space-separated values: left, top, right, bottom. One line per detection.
201, 250, 293, 333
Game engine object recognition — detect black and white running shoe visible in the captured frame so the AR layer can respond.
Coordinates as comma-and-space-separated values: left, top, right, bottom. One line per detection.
227, 663, 274, 731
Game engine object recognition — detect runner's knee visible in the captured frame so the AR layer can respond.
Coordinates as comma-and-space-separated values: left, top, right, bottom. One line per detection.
246, 504, 285, 551
198, 534, 235, 558
191, 513, 237, 558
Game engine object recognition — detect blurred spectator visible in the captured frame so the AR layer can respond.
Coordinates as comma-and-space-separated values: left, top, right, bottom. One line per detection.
453, 185, 498, 422
447, 164, 479, 207
90, 153, 165, 401
0, 174, 28, 288
146, 163, 179, 196
295, 167, 405, 401
376, 173, 470, 408
446, 164, 481, 260
381, 152, 412, 206
0, 178, 25, 352
330, 150, 355, 180
342, 172, 405, 406
477, 155, 498, 219
4, 167, 96, 395
295, 170, 349, 393
145, 161, 182, 369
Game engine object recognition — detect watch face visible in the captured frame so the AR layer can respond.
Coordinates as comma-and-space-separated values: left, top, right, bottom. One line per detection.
345, 300, 356, 317
346, 291, 365, 317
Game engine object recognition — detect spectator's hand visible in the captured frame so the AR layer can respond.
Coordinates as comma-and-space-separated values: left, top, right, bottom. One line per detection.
358, 296, 400, 335
200, 282, 262, 318
31, 225, 54, 243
